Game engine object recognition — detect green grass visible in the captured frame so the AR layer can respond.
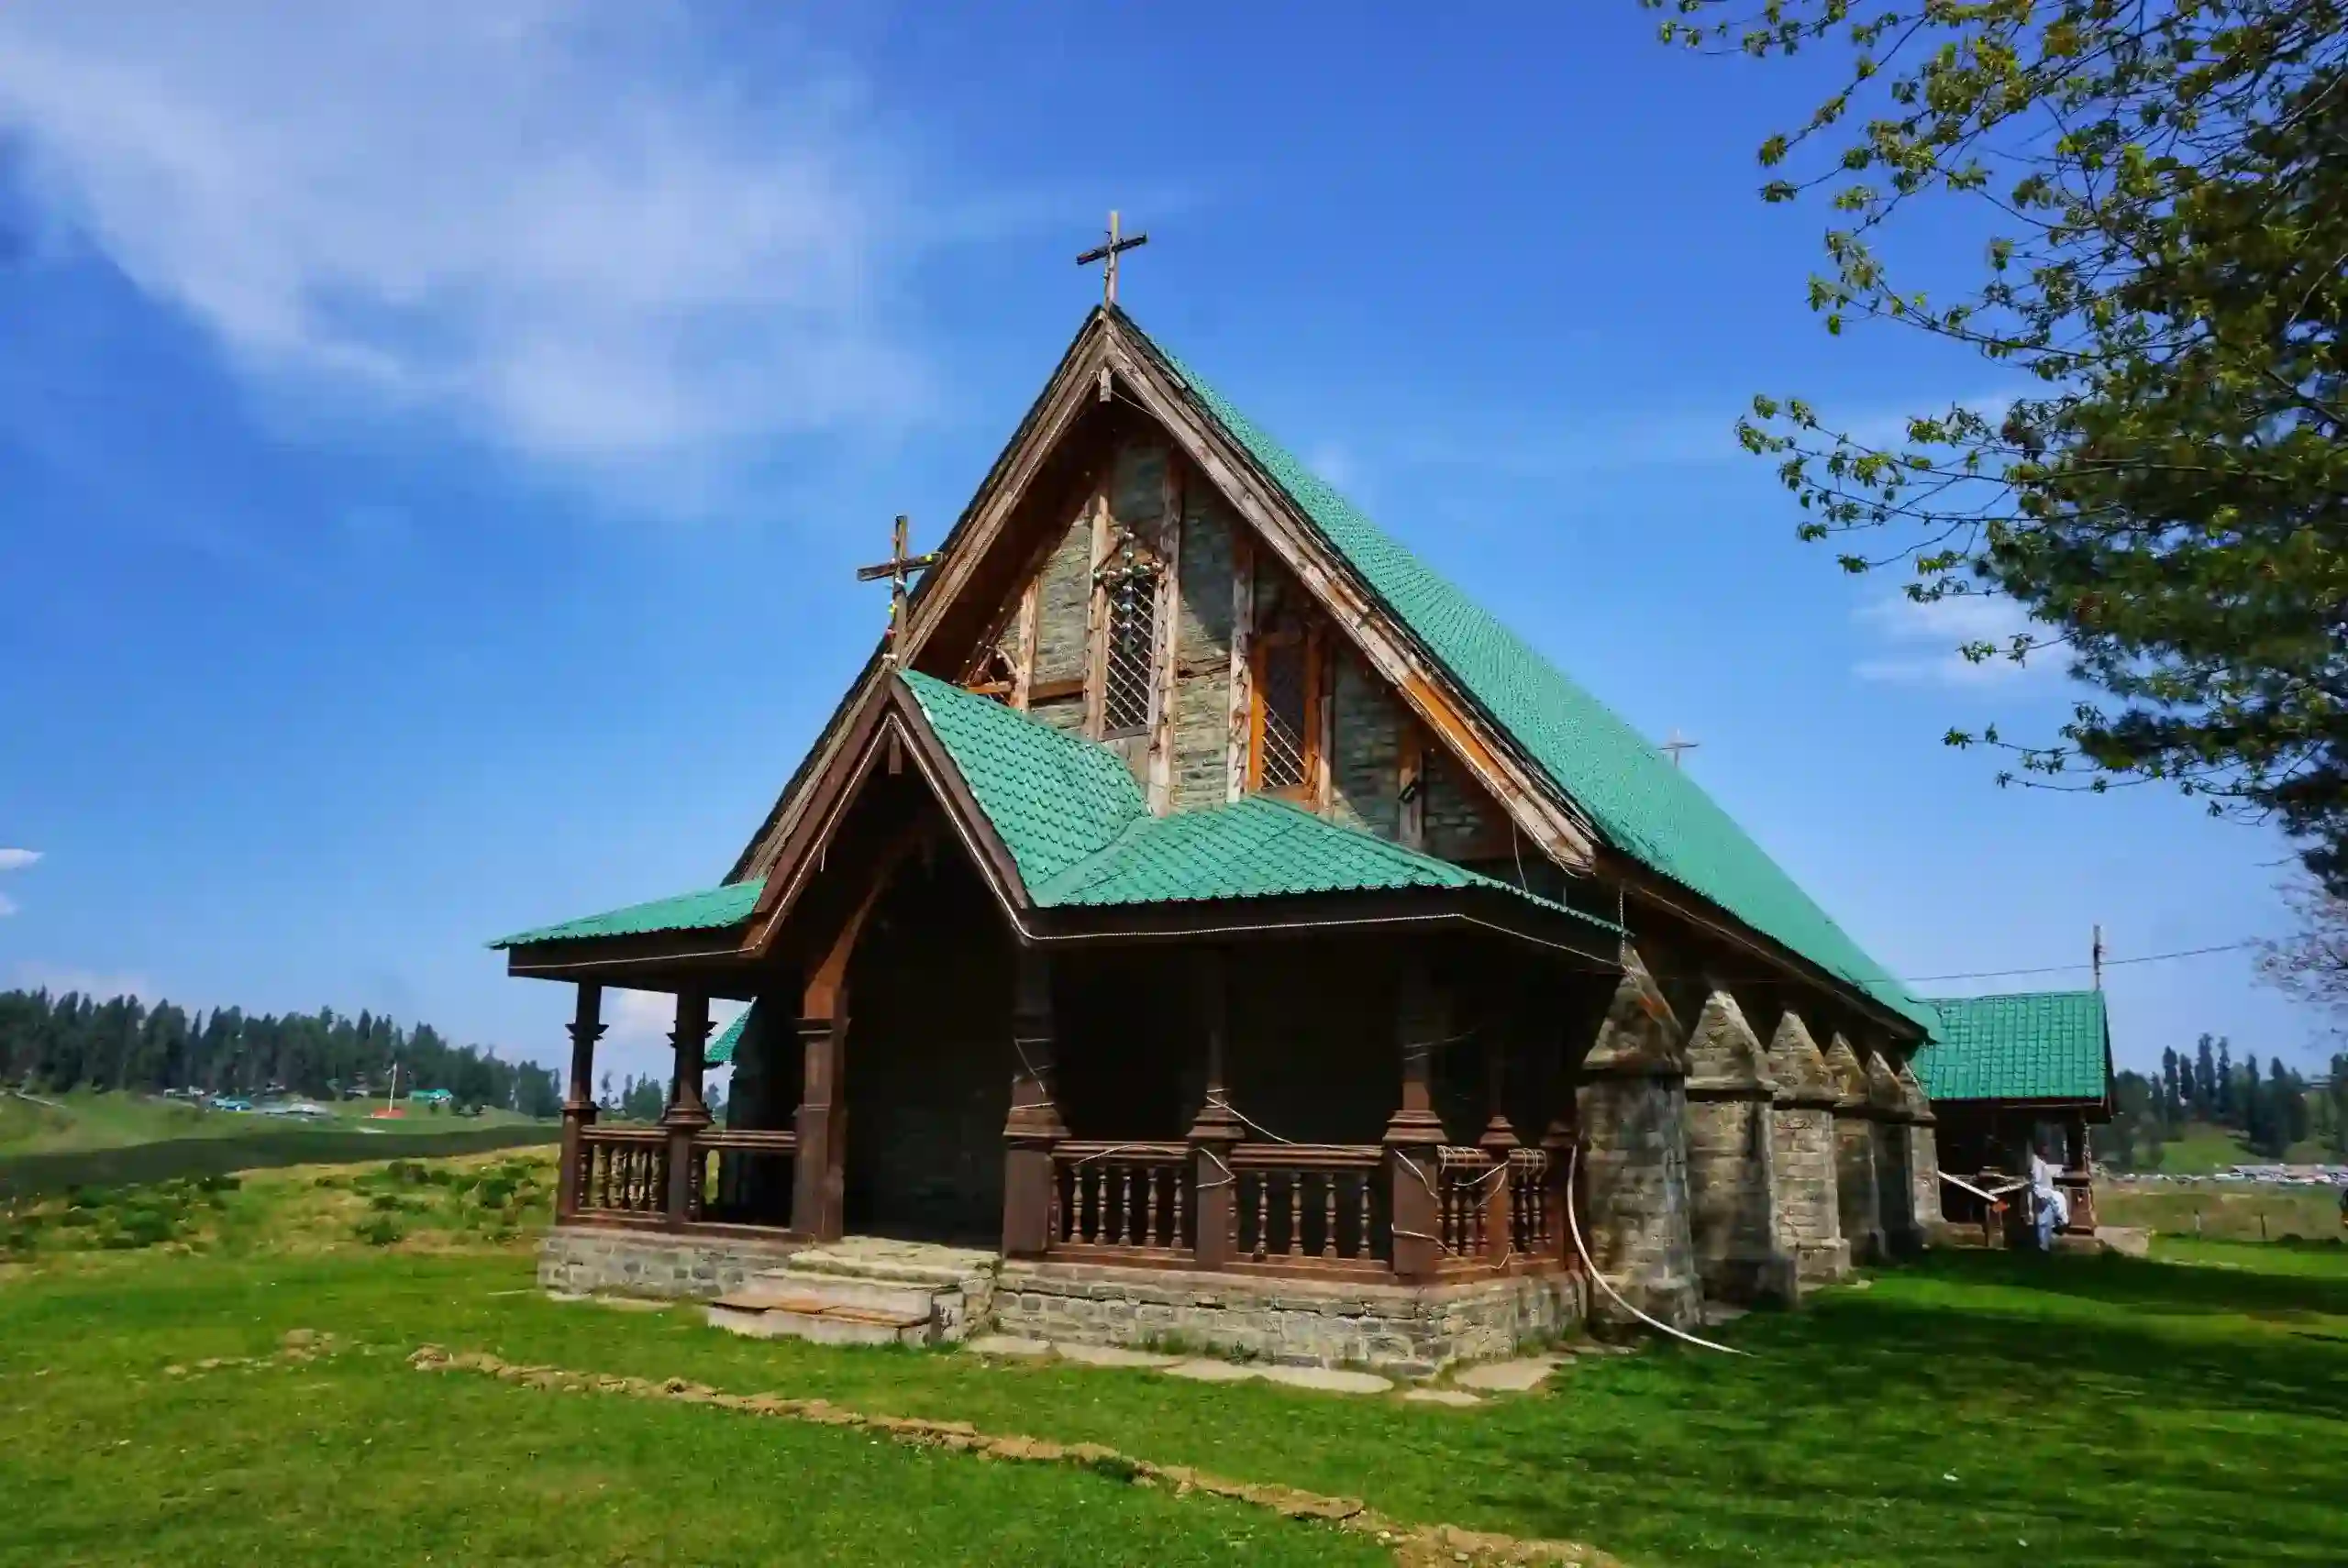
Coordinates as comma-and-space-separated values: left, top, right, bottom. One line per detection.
0, 1089, 542, 1155
2102, 1178, 2345, 1242
6, 1156, 2347, 1565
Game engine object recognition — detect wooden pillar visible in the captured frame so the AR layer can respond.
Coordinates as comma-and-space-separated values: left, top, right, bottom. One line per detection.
556, 982, 604, 1221
2066, 1111, 2088, 1174
792, 978, 848, 1243
660, 988, 713, 1230
1479, 1033, 1519, 1262
1385, 950, 1449, 1283
1187, 948, 1243, 1270
1001, 946, 1068, 1257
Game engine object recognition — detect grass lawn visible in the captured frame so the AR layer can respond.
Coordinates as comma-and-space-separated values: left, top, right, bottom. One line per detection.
0, 1088, 544, 1154
2101, 1178, 2344, 1242
6, 1154, 2346, 1565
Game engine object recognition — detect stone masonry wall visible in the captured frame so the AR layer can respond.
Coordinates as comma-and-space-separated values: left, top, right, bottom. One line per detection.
1578, 1076, 1702, 1327
1328, 653, 1403, 837
1834, 1115, 1886, 1264
1911, 1121, 1945, 1229
1031, 509, 1095, 689
539, 1226, 803, 1299
1686, 1094, 1796, 1303
1773, 1105, 1848, 1283
1874, 1120, 1920, 1256
1170, 489, 1238, 811
994, 1261, 1583, 1377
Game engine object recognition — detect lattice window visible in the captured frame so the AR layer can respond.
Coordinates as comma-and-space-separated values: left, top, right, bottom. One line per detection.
1096, 536, 1161, 736
1258, 638, 1310, 790
1250, 573, 1320, 797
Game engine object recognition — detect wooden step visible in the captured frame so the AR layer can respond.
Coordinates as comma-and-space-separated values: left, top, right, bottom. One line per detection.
733, 1270, 944, 1321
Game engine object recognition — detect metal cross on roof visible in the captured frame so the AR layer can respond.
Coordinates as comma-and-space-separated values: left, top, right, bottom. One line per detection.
1660, 729, 1700, 768
855, 513, 941, 665
1077, 210, 1148, 305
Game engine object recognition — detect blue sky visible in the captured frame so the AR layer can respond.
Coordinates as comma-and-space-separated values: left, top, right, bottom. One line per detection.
0, 1, 2320, 1085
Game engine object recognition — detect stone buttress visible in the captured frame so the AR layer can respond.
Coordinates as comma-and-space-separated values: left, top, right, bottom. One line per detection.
1682, 990, 1798, 1304
1575, 957, 1702, 1330
1898, 1059, 1944, 1230
1823, 1032, 1885, 1264
1865, 1046, 1922, 1257
1765, 1010, 1849, 1284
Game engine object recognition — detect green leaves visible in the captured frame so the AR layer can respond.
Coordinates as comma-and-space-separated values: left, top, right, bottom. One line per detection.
1673, 0, 2348, 888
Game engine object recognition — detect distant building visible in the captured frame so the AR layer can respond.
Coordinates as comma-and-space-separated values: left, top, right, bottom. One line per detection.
1916, 990, 2113, 1232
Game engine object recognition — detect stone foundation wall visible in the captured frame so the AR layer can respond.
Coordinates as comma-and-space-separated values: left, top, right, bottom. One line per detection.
538, 1226, 805, 1298
1577, 1076, 1702, 1328
1834, 1115, 1886, 1264
1772, 1102, 1848, 1283
994, 1261, 1584, 1377
1686, 1093, 1796, 1303
1874, 1121, 1922, 1255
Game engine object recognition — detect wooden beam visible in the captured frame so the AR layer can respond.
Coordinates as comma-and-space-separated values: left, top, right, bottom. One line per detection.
1146, 451, 1183, 815
1081, 491, 1113, 741
1227, 530, 1255, 803
1398, 720, 1426, 853
1010, 576, 1041, 711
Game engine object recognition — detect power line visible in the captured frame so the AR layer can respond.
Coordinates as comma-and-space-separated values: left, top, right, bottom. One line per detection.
1908, 940, 2257, 984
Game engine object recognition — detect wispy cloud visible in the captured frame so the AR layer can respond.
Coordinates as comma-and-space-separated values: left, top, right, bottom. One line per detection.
1853, 591, 2051, 687
0, 5, 925, 507
0, 846, 38, 915
13, 960, 150, 1001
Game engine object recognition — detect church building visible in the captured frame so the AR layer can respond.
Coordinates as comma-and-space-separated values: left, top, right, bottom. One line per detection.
492, 303, 1945, 1372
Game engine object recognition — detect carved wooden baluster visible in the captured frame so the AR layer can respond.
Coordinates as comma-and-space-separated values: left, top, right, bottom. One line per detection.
1285, 1173, 1303, 1256
1047, 1160, 1063, 1244
1320, 1173, 1338, 1259
1249, 1174, 1268, 1261
1355, 1173, 1372, 1260
1469, 1169, 1486, 1254
1143, 1165, 1161, 1248
1171, 1165, 1188, 1250
1112, 1166, 1129, 1245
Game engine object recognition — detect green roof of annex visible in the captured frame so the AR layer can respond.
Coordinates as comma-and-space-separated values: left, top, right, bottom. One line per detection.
1914, 990, 2112, 1103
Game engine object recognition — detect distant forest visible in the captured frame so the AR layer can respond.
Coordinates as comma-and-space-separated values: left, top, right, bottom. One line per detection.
2103, 1033, 2348, 1168
0, 988, 562, 1117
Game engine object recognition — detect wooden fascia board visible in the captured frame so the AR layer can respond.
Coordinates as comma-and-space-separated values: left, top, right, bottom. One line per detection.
1022, 888, 1623, 966
724, 312, 1113, 886
504, 928, 758, 979
740, 679, 1035, 960
1098, 321, 1598, 875
1611, 854, 1929, 1044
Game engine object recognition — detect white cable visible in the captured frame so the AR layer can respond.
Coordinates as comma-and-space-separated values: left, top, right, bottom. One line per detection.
1564, 1142, 1748, 1357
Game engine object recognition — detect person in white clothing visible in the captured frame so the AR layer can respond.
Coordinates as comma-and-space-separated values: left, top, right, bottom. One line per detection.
2027, 1140, 2065, 1251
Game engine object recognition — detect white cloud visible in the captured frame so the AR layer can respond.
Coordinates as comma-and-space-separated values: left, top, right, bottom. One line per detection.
0, 846, 37, 914
13, 961, 152, 1002
1853, 591, 2051, 687
0, 4, 922, 498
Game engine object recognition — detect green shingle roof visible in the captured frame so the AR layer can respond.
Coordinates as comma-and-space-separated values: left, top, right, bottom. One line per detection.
906, 671, 1619, 929
706, 1008, 747, 1067
1914, 991, 2111, 1103
1124, 312, 1933, 1037
488, 878, 765, 949
498, 671, 1617, 956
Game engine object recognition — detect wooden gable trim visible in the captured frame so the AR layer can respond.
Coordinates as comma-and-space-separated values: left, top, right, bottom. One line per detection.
740, 677, 1034, 961
726, 313, 1120, 887
1094, 319, 1600, 873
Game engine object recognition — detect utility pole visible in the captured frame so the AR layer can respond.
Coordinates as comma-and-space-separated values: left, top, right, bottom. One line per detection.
2091, 924, 2105, 990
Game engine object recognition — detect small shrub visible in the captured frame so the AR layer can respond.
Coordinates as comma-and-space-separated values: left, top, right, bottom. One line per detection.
352, 1215, 403, 1246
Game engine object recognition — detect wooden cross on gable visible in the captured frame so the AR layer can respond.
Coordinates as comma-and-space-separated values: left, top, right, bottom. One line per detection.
856, 513, 941, 665
1077, 210, 1147, 305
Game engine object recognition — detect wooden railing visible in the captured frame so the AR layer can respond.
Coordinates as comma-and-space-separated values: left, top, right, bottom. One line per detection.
1229, 1143, 1386, 1270
2057, 1172, 2099, 1234
1049, 1142, 1193, 1258
1435, 1146, 1496, 1259
1508, 1147, 1556, 1257
574, 1124, 668, 1219
691, 1127, 798, 1224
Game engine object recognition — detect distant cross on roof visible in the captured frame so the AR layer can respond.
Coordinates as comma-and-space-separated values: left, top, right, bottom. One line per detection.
1660, 729, 1700, 768
1077, 210, 1148, 305
855, 513, 941, 665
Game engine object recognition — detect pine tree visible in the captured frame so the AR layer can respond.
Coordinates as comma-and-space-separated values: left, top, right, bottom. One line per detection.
2196, 1034, 2220, 1121
2218, 1040, 2237, 1124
